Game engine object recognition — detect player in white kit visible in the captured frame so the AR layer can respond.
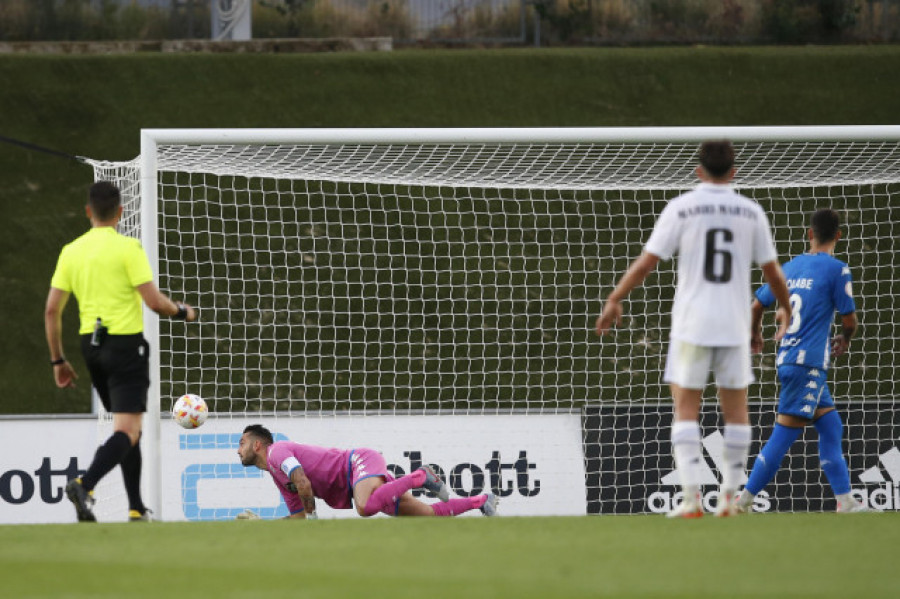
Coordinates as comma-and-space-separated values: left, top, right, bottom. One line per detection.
596, 140, 792, 518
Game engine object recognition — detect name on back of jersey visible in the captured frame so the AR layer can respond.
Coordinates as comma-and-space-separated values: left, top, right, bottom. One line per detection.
787, 278, 814, 290
677, 203, 759, 220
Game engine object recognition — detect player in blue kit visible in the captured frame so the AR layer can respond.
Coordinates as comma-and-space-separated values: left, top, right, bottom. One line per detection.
734, 208, 867, 513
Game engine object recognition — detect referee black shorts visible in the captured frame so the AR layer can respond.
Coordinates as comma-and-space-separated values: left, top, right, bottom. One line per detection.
80, 333, 150, 414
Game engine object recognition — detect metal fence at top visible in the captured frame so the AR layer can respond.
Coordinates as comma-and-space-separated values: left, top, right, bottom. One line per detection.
3, 0, 899, 45
105, 0, 529, 44
399, 0, 527, 43
246, 0, 529, 44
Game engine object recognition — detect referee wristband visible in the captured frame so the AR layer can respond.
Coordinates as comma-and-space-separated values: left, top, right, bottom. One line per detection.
174, 303, 189, 320
50, 357, 66, 366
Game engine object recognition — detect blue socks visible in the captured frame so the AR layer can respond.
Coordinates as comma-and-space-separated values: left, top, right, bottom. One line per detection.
745, 424, 803, 496
815, 410, 851, 495
746, 410, 852, 497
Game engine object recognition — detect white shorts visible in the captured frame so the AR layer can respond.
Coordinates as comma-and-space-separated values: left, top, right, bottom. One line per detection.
663, 339, 753, 390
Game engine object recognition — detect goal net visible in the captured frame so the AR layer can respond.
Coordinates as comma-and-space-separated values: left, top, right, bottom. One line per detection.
87, 127, 900, 520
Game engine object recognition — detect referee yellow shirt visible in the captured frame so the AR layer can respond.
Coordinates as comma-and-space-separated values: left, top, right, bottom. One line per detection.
50, 227, 154, 335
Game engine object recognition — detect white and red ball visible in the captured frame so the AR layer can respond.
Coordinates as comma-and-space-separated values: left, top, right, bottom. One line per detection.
173, 393, 208, 429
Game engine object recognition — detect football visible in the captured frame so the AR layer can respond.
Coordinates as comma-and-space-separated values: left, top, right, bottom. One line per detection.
172, 393, 208, 429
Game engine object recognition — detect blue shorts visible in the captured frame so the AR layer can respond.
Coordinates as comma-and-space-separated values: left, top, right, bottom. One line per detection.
777, 364, 834, 419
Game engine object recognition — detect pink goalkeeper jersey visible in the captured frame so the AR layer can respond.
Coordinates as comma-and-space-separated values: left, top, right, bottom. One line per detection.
266, 441, 354, 513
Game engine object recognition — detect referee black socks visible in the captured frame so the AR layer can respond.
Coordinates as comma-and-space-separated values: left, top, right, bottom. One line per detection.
81, 431, 132, 492
120, 435, 145, 513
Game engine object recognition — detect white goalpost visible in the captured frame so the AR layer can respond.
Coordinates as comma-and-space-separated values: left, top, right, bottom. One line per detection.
87, 126, 900, 520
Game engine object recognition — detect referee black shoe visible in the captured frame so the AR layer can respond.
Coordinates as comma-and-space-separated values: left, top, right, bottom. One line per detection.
129, 508, 153, 522
65, 478, 97, 522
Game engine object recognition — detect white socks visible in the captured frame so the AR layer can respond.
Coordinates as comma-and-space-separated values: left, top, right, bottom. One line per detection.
672, 421, 752, 506
721, 424, 752, 495
671, 420, 703, 503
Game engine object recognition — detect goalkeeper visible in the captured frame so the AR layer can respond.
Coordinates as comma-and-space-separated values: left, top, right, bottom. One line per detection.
237, 424, 499, 519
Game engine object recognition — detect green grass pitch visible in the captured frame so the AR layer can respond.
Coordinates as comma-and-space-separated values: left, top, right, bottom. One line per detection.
2, 513, 897, 598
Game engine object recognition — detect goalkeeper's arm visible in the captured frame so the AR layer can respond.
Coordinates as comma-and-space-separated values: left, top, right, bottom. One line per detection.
289, 467, 318, 519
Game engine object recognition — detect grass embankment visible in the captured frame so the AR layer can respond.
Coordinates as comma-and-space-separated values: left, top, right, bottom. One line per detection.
1, 45, 898, 412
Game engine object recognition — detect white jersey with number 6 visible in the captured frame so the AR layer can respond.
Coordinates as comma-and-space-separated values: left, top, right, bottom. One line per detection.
645, 182, 778, 347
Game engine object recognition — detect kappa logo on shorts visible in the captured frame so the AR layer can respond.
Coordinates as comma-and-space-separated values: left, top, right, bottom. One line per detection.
351, 453, 368, 476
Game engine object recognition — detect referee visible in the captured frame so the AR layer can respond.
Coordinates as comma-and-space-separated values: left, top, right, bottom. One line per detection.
44, 181, 197, 522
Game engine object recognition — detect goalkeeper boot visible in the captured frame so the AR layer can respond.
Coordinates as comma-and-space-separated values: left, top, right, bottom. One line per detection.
666, 493, 703, 519
480, 493, 500, 517
420, 466, 450, 502
65, 478, 97, 523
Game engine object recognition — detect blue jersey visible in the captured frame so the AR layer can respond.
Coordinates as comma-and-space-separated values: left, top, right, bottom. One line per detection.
755, 253, 855, 370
